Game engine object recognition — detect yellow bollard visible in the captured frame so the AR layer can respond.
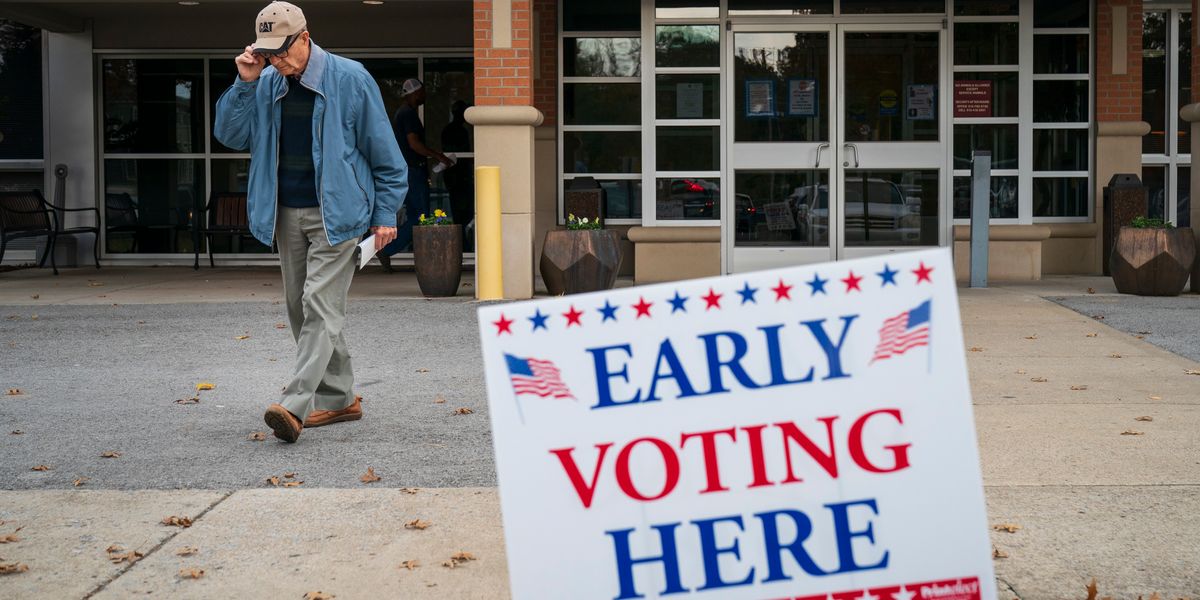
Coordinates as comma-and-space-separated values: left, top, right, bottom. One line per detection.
475, 166, 503, 300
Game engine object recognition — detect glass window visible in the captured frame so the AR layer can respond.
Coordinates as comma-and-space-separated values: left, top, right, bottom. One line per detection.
357, 58, 421, 126
563, 132, 641, 174
563, 0, 640, 32
1034, 0, 1089, 28
656, 74, 719, 120
843, 170, 940, 246
954, 124, 1019, 170
1033, 177, 1088, 217
209, 59, 246, 154
656, 0, 718, 19
1179, 13, 1192, 155
953, 175, 1019, 219
423, 57, 474, 154
1034, 129, 1088, 171
1179, 167, 1191, 228
733, 170, 829, 247
953, 72, 1019, 118
573, 179, 643, 220
431, 156, 475, 250
1033, 35, 1089, 74
565, 83, 640, 125
954, 23, 1019, 66
0, 20, 43, 160
104, 159, 205, 254
840, 0, 945, 14
103, 58, 205, 154
206, 158, 268, 254
1142, 165, 1167, 221
1143, 12, 1168, 155
655, 177, 719, 220
955, 1, 1018, 16
655, 25, 720, 68
1033, 81, 1088, 122
729, 0, 832, 15
657, 126, 719, 171
564, 38, 641, 78
843, 32, 940, 142
733, 32, 829, 143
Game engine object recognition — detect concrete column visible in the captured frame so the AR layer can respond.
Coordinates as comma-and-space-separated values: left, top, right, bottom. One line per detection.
1182, 104, 1200, 291
1095, 122, 1151, 272
43, 26, 96, 264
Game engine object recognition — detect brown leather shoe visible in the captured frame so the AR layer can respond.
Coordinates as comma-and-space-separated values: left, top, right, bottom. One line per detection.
264, 404, 303, 443
304, 395, 362, 428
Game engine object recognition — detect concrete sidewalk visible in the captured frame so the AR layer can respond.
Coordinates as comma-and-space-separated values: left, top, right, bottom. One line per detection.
1, 268, 1198, 599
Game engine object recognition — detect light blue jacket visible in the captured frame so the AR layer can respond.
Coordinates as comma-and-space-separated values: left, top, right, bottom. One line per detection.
213, 43, 408, 247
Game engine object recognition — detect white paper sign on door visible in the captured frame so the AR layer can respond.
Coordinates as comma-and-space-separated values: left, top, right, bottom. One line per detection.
479, 249, 996, 600
677, 82, 704, 119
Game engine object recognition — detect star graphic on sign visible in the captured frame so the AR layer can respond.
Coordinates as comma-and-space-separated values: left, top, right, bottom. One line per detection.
701, 287, 723, 310
913, 261, 934, 284
493, 314, 513, 335
563, 305, 583, 327
528, 309, 549, 331
855, 590, 880, 600
877, 263, 899, 287
807, 273, 828, 295
842, 270, 863, 292
771, 279, 793, 301
597, 300, 619, 322
632, 296, 653, 318
891, 586, 916, 600
737, 282, 758, 304
668, 291, 689, 313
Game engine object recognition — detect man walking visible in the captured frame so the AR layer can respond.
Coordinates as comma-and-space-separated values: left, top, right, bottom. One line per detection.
214, 1, 407, 442
377, 78, 453, 266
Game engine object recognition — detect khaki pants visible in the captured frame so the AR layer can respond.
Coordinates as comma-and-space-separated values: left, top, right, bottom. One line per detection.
275, 206, 357, 421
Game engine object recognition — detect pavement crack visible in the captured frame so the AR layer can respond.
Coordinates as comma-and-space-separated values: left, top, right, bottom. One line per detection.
81, 490, 235, 599
996, 575, 1022, 600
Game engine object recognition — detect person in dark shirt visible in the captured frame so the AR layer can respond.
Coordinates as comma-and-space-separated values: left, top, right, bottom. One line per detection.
379, 78, 453, 265
440, 100, 473, 251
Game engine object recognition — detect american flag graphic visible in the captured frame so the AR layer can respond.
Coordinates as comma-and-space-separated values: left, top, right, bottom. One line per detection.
505, 354, 574, 399
871, 300, 932, 363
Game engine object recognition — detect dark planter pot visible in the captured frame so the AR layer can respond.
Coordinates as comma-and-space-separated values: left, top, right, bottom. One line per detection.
540, 229, 621, 295
413, 224, 463, 297
1110, 226, 1196, 296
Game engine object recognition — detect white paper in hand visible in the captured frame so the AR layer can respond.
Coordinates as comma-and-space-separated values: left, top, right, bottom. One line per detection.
358, 235, 378, 270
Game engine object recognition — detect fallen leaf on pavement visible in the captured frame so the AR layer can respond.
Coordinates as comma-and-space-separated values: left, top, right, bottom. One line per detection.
416, 368, 429, 373
30, 465, 50, 471
282, 481, 304, 488
0, 562, 29, 575
356, 395, 364, 403
400, 488, 419, 494
175, 396, 200, 405
10, 430, 23, 435
195, 383, 215, 391
399, 560, 419, 570
175, 546, 199, 556
450, 551, 476, 563
100, 451, 121, 458
1136, 331, 1152, 335
1070, 385, 1088, 391
283, 472, 297, 479
235, 335, 250, 340
1086, 333, 1098, 338
248, 432, 267, 441
1024, 335, 1038, 340
968, 347, 983, 352
1185, 369, 1200, 376
303, 592, 335, 600
1092, 315, 1105, 320
178, 568, 204, 579
106, 546, 143, 564
1015, 369, 1027, 375
434, 394, 446, 404
405, 519, 431, 530
1149, 395, 1162, 400
162, 516, 193, 528
266, 476, 281, 486
275, 323, 287, 329
992, 523, 1021, 533
1121, 429, 1144, 436
453, 407, 473, 415
73, 477, 88, 487
0, 529, 21, 543
1135, 416, 1153, 422
441, 560, 457, 569
1030, 377, 1048, 383
992, 546, 1008, 559
1086, 578, 1098, 600
1087, 287, 1095, 294
360, 467, 381, 484
5, 389, 22, 396
1108, 353, 1122, 359
88, 282, 104, 287
30, 294, 39, 299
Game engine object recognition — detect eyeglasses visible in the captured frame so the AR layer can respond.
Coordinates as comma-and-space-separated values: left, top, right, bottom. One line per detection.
264, 33, 302, 60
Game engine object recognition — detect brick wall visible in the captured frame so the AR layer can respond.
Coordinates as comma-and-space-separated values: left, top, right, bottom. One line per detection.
473, 0, 533, 106
1095, 0, 1144, 122
533, 0, 557, 125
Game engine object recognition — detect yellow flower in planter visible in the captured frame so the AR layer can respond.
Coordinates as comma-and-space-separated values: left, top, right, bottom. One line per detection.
434, 209, 447, 218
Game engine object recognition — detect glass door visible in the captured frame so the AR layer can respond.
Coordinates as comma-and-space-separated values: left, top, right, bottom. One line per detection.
725, 22, 947, 273
726, 25, 836, 273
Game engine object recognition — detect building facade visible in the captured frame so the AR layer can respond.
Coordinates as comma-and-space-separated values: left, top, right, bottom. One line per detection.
1, 0, 1196, 298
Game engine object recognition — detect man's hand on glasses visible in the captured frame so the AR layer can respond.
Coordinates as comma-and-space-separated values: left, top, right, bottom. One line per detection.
236, 46, 266, 83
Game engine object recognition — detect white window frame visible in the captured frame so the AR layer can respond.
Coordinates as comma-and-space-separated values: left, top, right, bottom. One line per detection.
1140, 4, 1192, 225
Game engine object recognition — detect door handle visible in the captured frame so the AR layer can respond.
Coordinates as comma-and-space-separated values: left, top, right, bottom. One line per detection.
814, 142, 829, 168
842, 143, 859, 168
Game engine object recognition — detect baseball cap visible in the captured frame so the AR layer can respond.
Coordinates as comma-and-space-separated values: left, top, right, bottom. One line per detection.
401, 78, 424, 97
252, 1, 307, 55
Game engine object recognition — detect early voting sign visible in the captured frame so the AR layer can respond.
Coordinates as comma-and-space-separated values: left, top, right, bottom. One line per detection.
478, 249, 995, 600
